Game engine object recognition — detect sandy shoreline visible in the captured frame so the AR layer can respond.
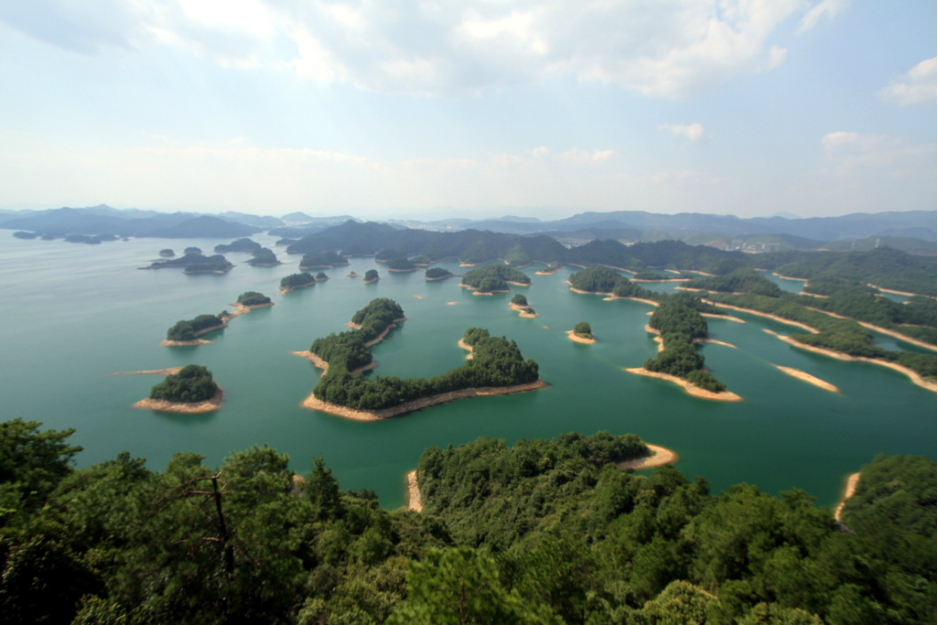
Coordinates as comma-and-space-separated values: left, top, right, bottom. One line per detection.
345, 317, 406, 347
762, 329, 936, 392
362, 278, 379, 284
301, 379, 549, 421
424, 274, 455, 281
706, 301, 819, 334
625, 368, 743, 401
834, 472, 861, 522
160, 322, 228, 346
112, 367, 184, 376
510, 302, 538, 318
866, 284, 933, 299
617, 444, 679, 470
566, 330, 595, 344
406, 470, 423, 512
644, 324, 735, 349
278, 282, 316, 295
774, 365, 839, 393
535, 267, 561, 276
803, 306, 936, 351
772, 272, 807, 282
702, 312, 745, 323
133, 387, 223, 413
228, 301, 275, 318
292, 350, 379, 375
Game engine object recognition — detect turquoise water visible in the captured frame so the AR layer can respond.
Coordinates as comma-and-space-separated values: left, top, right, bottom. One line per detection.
0, 235, 934, 510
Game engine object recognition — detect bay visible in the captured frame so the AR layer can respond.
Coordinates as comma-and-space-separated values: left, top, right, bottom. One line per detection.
0, 234, 933, 510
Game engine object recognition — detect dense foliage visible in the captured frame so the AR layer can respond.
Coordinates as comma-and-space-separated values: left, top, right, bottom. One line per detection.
158, 248, 173, 256
574, 321, 592, 337
502, 244, 531, 267
3, 422, 933, 624
309, 299, 405, 373
315, 271, 329, 281
280, 272, 317, 290
237, 291, 272, 306
248, 247, 279, 266
462, 264, 530, 292
684, 268, 783, 297
148, 364, 217, 403
166, 314, 225, 341
511, 294, 529, 307
299, 251, 348, 269
149, 252, 233, 273
425, 267, 453, 280
386, 257, 416, 271
214, 238, 261, 253
363, 269, 379, 282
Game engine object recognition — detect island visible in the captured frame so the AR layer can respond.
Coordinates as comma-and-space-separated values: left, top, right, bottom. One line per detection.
247, 247, 280, 267
133, 364, 222, 413
461, 264, 530, 294
145, 251, 233, 274
509, 294, 538, 318
386, 257, 418, 272
301, 312, 546, 420
315, 271, 329, 281
158, 248, 174, 257
535, 261, 562, 276
362, 269, 380, 284
300, 251, 349, 269
279, 272, 317, 294
162, 313, 228, 346
425, 267, 454, 281
567, 321, 596, 344
214, 238, 260, 253
229, 291, 275, 315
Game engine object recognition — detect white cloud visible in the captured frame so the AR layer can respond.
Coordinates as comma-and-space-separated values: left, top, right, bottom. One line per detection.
798, 0, 850, 34
822, 131, 935, 178
559, 148, 617, 164
878, 58, 937, 107
0, 0, 838, 98
660, 123, 707, 141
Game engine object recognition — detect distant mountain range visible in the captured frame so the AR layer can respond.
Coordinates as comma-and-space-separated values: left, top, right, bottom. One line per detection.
1, 205, 934, 252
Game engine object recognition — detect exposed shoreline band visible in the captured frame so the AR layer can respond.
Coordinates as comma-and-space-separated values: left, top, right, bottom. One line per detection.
774, 365, 839, 393
625, 367, 743, 401
617, 444, 679, 470
762, 329, 936, 392
133, 387, 223, 414
834, 472, 861, 522
566, 329, 595, 345
301, 380, 549, 421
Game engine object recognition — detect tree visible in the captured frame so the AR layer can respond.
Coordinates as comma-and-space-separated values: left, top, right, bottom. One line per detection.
574, 322, 592, 337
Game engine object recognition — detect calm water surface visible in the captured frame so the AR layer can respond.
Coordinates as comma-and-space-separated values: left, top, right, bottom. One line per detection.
1, 236, 933, 509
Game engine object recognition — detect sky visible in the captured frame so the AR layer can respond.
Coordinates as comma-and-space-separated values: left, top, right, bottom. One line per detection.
0, 0, 934, 221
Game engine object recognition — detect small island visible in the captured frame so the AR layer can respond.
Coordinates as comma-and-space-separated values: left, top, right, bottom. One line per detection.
158, 248, 174, 257
230, 291, 275, 315
300, 251, 349, 269
133, 364, 222, 413
509, 294, 538, 318
162, 313, 229, 346
214, 238, 260, 253
535, 261, 562, 276
362, 269, 380, 284
279, 272, 318, 294
145, 252, 233, 274
247, 247, 280, 267
461, 264, 530, 294
386, 257, 418, 272
567, 321, 596, 344
347, 271, 361, 278
315, 271, 329, 281
425, 267, 454, 281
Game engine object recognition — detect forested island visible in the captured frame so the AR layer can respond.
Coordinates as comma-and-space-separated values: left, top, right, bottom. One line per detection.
299, 251, 349, 269
362, 269, 379, 283
145, 251, 233, 274
162, 313, 228, 346
461, 264, 530, 294
424, 267, 454, 281
3, 420, 934, 624
230, 291, 274, 315
214, 237, 261, 253
132, 364, 221, 413
385, 257, 417, 272
568, 321, 595, 344
536, 261, 562, 275
509, 294, 537, 318
279, 272, 318, 294
247, 247, 280, 266
299, 300, 544, 419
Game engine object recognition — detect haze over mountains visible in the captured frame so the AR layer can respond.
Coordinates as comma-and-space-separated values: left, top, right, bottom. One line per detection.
1, 205, 934, 254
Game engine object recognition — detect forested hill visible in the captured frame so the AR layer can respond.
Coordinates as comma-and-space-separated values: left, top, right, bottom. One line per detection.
284, 221, 937, 295
2, 421, 934, 624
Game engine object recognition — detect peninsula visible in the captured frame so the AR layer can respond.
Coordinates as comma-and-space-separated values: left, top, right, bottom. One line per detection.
161, 313, 228, 346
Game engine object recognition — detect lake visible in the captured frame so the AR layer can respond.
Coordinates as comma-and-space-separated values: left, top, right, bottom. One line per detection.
0, 234, 933, 509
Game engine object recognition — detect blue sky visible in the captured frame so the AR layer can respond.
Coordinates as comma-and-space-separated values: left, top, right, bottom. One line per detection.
0, 0, 934, 220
